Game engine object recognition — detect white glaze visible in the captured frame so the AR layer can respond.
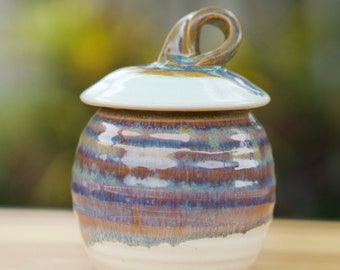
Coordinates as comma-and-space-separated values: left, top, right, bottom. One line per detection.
86, 222, 270, 270
80, 67, 270, 111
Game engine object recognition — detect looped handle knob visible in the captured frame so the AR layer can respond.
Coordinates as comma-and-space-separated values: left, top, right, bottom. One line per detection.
157, 7, 242, 67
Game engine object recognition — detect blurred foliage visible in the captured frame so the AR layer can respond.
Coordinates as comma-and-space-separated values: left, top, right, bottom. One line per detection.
0, 1, 339, 219
0, 0, 159, 207
237, 1, 340, 219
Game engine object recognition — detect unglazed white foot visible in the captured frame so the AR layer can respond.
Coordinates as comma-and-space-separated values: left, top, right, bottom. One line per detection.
86, 222, 270, 270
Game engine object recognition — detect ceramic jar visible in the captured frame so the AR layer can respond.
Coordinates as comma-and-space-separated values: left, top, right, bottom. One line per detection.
72, 7, 276, 270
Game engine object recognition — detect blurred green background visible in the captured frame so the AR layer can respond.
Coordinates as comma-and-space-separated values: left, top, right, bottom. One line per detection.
0, 0, 339, 219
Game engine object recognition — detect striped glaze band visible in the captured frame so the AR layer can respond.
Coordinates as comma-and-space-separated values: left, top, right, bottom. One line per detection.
72, 108, 276, 247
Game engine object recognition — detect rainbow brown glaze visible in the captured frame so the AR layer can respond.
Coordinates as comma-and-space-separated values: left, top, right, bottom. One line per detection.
72, 108, 275, 247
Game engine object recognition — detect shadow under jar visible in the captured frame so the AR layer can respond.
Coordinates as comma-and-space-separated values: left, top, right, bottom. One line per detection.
72, 6, 276, 270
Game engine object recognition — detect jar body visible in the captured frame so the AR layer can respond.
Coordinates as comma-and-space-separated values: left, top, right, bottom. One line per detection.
72, 108, 275, 270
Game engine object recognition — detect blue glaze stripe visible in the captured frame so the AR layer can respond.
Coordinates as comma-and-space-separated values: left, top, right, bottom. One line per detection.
71, 180, 275, 209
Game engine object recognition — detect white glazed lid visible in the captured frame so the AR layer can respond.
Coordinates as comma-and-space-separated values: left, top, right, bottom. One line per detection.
80, 7, 270, 111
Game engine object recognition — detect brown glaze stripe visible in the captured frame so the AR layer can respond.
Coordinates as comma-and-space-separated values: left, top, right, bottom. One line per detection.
93, 109, 260, 128
75, 203, 274, 245
141, 68, 215, 77
74, 153, 274, 184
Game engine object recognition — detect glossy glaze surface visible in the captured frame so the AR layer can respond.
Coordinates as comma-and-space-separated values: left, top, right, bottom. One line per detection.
72, 108, 275, 247
80, 65, 270, 111
157, 6, 242, 67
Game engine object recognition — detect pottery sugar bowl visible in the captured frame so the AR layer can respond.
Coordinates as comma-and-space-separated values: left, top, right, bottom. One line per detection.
72, 6, 276, 270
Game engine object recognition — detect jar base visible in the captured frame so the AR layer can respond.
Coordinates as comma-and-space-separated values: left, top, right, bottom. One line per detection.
85, 221, 270, 270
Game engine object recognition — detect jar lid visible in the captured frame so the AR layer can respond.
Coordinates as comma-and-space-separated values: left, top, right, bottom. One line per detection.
80, 7, 270, 111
